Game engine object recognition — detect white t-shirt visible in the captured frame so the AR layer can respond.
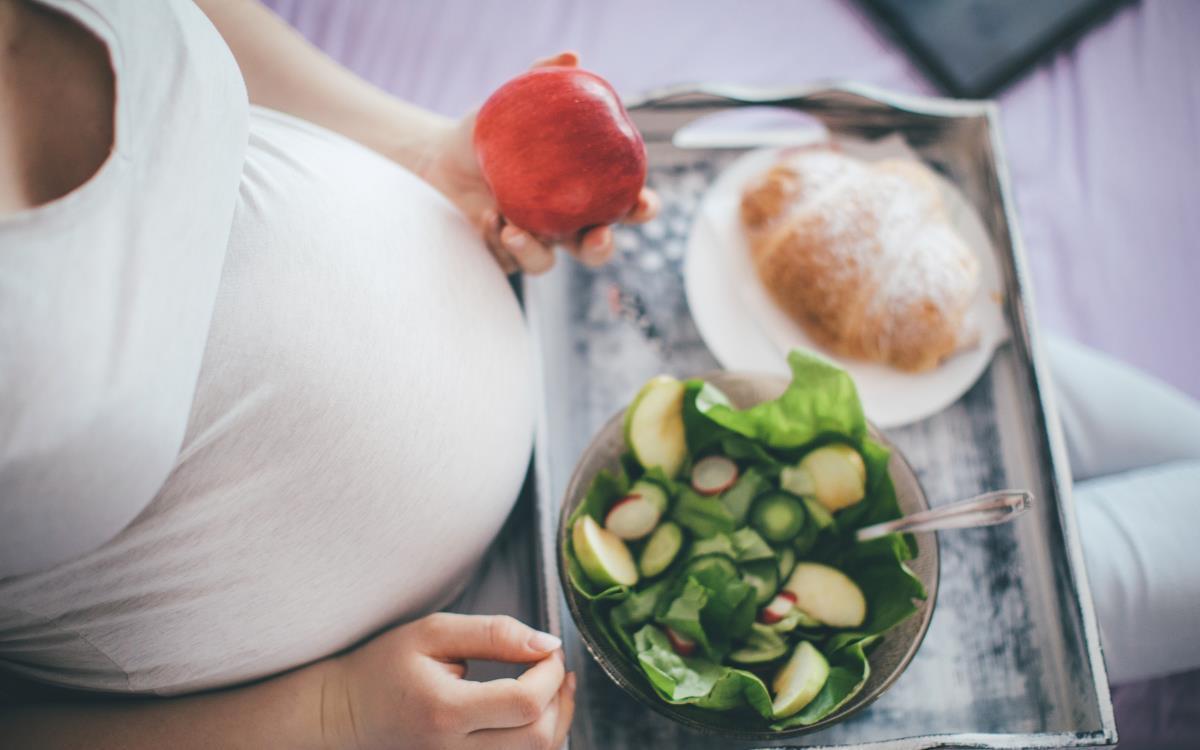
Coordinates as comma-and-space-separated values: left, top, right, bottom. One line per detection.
0, 0, 533, 695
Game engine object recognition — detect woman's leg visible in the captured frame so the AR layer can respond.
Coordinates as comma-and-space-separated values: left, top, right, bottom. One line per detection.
1049, 337, 1200, 683
1072, 460, 1200, 683
1048, 337, 1200, 481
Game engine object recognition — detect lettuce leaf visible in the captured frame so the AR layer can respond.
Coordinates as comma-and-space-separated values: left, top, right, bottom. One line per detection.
610, 579, 671, 652
697, 667, 773, 716
671, 486, 737, 538
657, 563, 756, 660
718, 466, 770, 524
729, 527, 776, 562
657, 578, 714, 657
694, 351, 867, 449
686, 527, 775, 564
635, 625, 727, 701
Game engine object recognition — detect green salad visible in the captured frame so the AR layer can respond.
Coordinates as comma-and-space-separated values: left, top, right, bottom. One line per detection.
563, 351, 926, 729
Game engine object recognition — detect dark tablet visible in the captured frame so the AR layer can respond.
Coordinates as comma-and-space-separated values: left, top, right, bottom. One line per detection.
858, 0, 1127, 98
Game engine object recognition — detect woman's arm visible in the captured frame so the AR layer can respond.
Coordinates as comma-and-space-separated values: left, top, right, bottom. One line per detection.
1, 613, 573, 750
193, 0, 658, 275
193, 0, 450, 180
0, 659, 335, 750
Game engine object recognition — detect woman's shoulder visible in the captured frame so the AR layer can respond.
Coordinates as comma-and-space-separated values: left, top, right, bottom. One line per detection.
0, 0, 114, 215
0, 0, 250, 579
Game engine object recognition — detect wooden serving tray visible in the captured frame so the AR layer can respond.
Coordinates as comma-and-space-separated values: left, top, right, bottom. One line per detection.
522, 84, 1116, 750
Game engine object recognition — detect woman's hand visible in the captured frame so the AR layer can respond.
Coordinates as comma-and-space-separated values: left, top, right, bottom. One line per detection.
421, 52, 660, 275
321, 613, 575, 750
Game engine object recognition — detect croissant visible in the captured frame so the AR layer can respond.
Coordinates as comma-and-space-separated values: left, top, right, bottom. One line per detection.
740, 147, 980, 372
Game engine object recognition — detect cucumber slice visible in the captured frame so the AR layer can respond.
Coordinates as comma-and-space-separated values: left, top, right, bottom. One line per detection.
729, 623, 788, 664
629, 480, 669, 513
771, 641, 831, 718
719, 466, 768, 524
682, 553, 738, 584
572, 515, 638, 587
623, 376, 687, 478
740, 560, 780, 605
776, 546, 796, 581
638, 521, 684, 578
783, 562, 867, 628
749, 492, 806, 543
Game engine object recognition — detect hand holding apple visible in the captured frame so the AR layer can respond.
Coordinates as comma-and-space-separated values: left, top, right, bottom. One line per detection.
420, 52, 658, 275
474, 63, 648, 240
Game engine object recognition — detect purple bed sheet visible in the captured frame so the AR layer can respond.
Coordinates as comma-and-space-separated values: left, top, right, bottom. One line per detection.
262, 1, 1200, 746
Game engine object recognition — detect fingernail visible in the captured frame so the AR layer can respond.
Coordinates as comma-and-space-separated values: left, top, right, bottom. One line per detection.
567, 673, 577, 692
587, 227, 612, 249
582, 247, 610, 267
504, 230, 527, 251
529, 631, 562, 652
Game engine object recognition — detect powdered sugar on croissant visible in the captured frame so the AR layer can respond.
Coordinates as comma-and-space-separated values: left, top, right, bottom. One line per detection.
741, 147, 980, 372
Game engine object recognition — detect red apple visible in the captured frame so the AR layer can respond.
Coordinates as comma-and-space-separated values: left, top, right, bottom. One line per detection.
473, 67, 647, 240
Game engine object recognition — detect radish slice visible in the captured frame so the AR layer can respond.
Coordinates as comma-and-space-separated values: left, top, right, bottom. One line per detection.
691, 455, 739, 496
758, 591, 797, 624
604, 494, 662, 540
665, 627, 697, 657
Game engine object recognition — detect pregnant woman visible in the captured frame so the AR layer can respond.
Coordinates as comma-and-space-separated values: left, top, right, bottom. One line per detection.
0, 0, 654, 747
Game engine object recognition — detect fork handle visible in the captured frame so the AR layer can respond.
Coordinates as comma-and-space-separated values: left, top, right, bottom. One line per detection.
855, 490, 1033, 542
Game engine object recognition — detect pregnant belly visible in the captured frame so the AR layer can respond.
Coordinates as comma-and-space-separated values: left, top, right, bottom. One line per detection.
0, 108, 534, 695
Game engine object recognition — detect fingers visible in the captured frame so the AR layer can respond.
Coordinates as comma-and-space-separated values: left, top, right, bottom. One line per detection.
625, 188, 660, 224
418, 613, 562, 663
564, 189, 657, 268
482, 186, 660, 273
481, 209, 519, 274
549, 672, 576, 747
573, 226, 614, 268
500, 224, 556, 274
531, 50, 579, 70
480, 210, 557, 275
467, 670, 577, 750
456, 651, 566, 731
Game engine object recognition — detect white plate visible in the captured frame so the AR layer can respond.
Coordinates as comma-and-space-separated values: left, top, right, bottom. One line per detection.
683, 137, 1008, 428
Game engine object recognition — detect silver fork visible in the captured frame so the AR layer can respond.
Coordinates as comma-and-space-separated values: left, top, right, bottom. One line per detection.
855, 490, 1034, 542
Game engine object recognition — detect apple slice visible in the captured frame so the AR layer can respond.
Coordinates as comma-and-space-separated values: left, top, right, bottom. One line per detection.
690, 455, 739, 495
572, 515, 638, 587
771, 641, 831, 718
624, 376, 687, 478
783, 562, 867, 628
780, 444, 866, 512
665, 626, 696, 657
758, 591, 797, 624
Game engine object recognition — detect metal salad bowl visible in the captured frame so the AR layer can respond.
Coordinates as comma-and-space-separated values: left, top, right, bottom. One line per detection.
555, 371, 942, 741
